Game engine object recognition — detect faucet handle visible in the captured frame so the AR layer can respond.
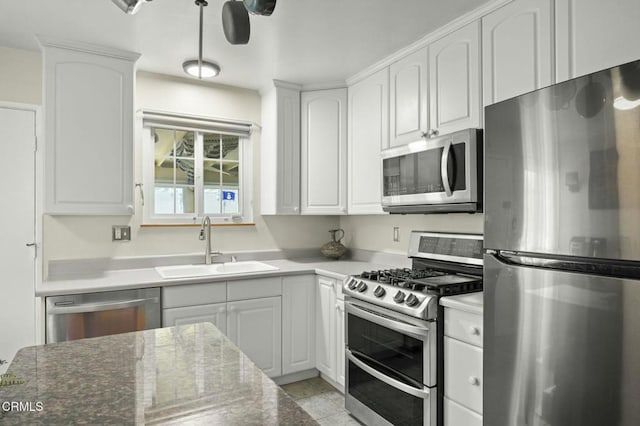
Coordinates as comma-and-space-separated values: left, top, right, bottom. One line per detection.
199, 229, 205, 240
231, 255, 238, 263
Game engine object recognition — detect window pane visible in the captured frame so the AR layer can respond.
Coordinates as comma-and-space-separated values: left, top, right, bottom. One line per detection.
176, 159, 194, 185
176, 187, 195, 214
204, 188, 221, 214
203, 134, 221, 160
173, 131, 195, 158
154, 158, 174, 185
154, 128, 176, 159
155, 187, 175, 214
222, 139, 239, 160
222, 163, 239, 185
222, 189, 239, 214
203, 160, 222, 186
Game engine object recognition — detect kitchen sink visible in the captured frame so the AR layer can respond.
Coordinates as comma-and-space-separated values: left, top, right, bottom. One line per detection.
155, 261, 279, 279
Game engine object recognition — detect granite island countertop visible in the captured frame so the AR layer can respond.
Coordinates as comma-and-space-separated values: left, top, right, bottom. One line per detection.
0, 323, 317, 425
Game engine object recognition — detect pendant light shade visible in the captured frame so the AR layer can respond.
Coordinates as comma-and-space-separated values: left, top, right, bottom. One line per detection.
182, 60, 221, 78
183, 0, 220, 79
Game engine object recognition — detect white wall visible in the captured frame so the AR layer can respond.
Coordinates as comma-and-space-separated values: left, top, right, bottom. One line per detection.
0, 47, 42, 105
339, 214, 483, 254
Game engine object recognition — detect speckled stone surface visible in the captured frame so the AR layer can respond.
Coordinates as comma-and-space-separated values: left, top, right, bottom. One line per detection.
0, 323, 317, 425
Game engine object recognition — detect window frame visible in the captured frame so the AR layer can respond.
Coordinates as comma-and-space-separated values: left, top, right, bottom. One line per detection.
141, 120, 253, 225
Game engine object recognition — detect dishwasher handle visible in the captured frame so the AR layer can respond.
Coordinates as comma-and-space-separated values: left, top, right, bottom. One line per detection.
47, 297, 160, 315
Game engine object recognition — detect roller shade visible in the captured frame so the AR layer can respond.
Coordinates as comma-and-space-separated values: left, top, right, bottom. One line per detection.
141, 110, 253, 137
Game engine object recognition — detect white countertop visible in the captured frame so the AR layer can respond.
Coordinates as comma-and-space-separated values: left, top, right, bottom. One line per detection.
440, 291, 484, 315
37, 258, 391, 297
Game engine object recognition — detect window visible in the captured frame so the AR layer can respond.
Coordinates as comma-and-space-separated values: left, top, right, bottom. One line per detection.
141, 111, 253, 224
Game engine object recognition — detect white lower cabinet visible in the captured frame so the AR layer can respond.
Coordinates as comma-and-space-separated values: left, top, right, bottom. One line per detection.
315, 275, 346, 391
163, 303, 227, 333
443, 306, 484, 425
227, 297, 282, 378
282, 275, 316, 375
161, 277, 282, 378
444, 397, 483, 426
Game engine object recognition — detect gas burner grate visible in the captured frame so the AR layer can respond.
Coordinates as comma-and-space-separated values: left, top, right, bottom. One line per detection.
415, 279, 483, 296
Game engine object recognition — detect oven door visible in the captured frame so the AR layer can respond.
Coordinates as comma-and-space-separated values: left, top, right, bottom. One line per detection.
345, 299, 437, 426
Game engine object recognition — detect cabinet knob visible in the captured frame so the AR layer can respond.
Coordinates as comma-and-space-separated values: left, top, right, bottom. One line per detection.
126, 205, 134, 214
468, 376, 480, 386
422, 129, 439, 139
469, 326, 481, 336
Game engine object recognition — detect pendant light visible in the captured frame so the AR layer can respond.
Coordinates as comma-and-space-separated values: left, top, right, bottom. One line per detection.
182, 0, 221, 79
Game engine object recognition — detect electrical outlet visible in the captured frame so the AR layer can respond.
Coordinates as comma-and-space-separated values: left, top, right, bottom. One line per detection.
112, 225, 131, 241
393, 227, 399, 242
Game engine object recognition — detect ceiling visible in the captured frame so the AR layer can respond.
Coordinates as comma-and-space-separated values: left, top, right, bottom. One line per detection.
0, 0, 488, 91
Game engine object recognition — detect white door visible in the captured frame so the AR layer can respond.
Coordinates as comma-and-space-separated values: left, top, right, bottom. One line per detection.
0, 106, 36, 374
389, 47, 429, 147
316, 276, 337, 379
482, 0, 553, 106
348, 68, 389, 214
227, 297, 282, 377
429, 21, 482, 136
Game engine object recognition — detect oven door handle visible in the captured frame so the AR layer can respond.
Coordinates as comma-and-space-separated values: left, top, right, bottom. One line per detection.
47, 297, 160, 315
346, 301, 430, 339
347, 350, 431, 399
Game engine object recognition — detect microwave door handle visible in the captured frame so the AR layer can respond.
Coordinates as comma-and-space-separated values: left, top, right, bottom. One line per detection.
47, 297, 160, 315
441, 140, 453, 197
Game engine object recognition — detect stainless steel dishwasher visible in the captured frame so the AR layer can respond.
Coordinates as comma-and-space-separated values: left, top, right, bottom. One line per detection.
46, 288, 161, 343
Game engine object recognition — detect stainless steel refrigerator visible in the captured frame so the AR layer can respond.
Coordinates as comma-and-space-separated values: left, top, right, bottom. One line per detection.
484, 59, 640, 426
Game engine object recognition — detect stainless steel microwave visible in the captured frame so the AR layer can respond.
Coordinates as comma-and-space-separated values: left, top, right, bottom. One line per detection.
381, 128, 482, 213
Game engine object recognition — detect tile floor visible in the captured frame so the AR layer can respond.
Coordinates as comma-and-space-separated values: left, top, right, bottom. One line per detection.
280, 377, 361, 425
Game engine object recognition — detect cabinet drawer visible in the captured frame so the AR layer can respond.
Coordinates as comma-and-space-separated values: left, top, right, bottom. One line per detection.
163, 303, 227, 332
444, 397, 482, 426
227, 277, 282, 301
163, 282, 226, 308
444, 337, 483, 414
444, 307, 483, 347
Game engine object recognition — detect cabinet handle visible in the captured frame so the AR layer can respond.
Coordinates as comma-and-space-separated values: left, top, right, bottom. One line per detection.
468, 326, 481, 336
468, 376, 480, 386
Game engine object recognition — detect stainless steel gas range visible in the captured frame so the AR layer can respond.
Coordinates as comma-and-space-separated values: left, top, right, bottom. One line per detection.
343, 231, 483, 426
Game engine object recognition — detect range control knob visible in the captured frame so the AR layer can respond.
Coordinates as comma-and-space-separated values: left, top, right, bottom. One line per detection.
348, 279, 359, 290
373, 286, 386, 298
405, 294, 420, 307
393, 291, 406, 304
356, 281, 368, 292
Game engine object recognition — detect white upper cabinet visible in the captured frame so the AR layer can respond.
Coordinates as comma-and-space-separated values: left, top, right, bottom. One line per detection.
39, 38, 139, 215
347, 68, 389, 215
389, 47, 429, 147
300, 88, 348, 215
556, 0, 640, 82
482, 0, 553, 106
260, 81, 301, 215
429, 21, 482, 135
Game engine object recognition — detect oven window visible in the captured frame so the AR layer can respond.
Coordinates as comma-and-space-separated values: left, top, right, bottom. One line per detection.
347, 313, 424, 385
348, 360, 424, 425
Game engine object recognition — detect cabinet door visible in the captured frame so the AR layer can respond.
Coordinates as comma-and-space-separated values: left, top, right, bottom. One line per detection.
40, 40, 139, 215
444, 397, 482, 426
260, 82, 301, 215
429, 21, 481, 135
282, 275, 316, 375
227, 296, 282, 377
556, 0, 640, 81
316, 276, 337, 379
444, 337, 483, 414
301, 88, 348, 215
163, 303, 227, 334
389, 47, 429, 147
348, 68, 388, 214
335, 299, 346, 390
483, 0, 553, 106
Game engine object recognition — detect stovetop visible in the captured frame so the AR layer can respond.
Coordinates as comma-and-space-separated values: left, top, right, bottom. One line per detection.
344, 232, 483, 320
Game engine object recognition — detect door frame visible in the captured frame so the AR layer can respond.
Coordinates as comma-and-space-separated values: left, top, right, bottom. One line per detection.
0, 101, 44, 344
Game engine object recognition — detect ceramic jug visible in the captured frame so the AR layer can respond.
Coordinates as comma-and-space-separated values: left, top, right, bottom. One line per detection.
320, 229, 347, 259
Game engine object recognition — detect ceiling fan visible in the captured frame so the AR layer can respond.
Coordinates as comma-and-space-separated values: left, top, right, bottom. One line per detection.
111, 0, 152, 15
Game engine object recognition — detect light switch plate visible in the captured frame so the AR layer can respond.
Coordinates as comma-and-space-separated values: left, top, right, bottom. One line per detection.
112, 225, 131, 241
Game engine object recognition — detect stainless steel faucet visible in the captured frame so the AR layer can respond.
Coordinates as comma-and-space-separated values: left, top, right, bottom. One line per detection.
199, 216, 221, 264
